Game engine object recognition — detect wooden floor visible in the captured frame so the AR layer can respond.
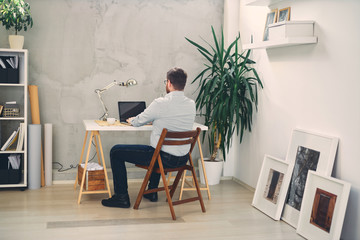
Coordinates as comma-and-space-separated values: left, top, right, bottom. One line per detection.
0, 180, 304, 240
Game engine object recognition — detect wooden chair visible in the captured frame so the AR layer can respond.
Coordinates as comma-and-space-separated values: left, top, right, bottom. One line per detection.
133, 127, 206, 220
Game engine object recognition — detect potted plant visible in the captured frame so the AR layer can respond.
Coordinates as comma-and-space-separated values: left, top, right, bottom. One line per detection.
186, 26, 262, 185
0, 0, 33, 49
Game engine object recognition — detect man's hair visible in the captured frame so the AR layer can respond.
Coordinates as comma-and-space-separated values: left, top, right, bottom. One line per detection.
167, 67, 187, 90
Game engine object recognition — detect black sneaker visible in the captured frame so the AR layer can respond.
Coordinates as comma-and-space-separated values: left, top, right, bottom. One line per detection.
143, 192, 158, 202
102, 194, 130, 208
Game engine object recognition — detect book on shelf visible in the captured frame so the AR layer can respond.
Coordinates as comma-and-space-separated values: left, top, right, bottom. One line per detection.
0, 123, 25, 151
0, 104, 3, 116
1, 129, 17, 151
16, 123, 25, 151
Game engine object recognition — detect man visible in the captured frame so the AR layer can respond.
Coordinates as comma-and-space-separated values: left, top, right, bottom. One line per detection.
102, 67, 196, 208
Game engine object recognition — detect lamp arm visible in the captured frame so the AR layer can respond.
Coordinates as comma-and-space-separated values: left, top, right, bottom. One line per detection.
97, 80, 118, 94
95, 89, 109, 120
94, 79, 136, 121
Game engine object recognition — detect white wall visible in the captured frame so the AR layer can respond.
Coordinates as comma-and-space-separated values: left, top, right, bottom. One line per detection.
231, 0, 360, 239
0, 0, 223, 180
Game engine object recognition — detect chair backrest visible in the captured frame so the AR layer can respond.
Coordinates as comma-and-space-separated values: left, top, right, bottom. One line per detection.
155, 127, 201, 156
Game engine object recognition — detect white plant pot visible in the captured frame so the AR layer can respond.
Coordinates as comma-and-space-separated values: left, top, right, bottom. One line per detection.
198, 158, 223, 185
9, 35, 24, 49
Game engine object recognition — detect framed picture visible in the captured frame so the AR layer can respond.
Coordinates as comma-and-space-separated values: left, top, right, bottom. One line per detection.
263, 9, 278, 41
297, 171, 351, 240
278, 7, 291, 22
281, 128, 339, 228
252, 155, 293, 220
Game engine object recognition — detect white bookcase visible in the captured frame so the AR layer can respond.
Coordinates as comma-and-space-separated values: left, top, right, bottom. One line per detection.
0, 48, 28, 189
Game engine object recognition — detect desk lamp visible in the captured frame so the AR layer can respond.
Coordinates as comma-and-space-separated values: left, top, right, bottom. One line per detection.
95, 78, 137, 121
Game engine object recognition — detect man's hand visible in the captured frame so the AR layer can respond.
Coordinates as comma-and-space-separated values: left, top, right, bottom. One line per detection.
126, 117, 135, 124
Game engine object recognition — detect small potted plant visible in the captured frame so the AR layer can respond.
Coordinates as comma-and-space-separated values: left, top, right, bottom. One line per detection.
186, 26, 262, 185
0, 0, 33, 49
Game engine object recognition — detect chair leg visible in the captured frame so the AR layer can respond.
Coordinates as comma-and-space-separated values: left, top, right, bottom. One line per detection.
179, 170, 186, 200
189, 158, 206, 213
134, 168, 153, 210
158, 159, 176, 220
169, 169, 184, 198
167, 172, 173, 185
161, 172, 176, 220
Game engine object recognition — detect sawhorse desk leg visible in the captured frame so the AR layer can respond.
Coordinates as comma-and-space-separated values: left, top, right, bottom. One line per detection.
167, 137, 211, 200
74, 130, 111, 204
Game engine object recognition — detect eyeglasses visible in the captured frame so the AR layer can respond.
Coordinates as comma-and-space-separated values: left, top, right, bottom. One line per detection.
164, 79, 168, 85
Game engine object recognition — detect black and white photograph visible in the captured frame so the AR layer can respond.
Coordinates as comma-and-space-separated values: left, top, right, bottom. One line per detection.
286, 146, 320, 211
278, 7, 291, 22
281, 129, 338, 228
263, 9, 278, 41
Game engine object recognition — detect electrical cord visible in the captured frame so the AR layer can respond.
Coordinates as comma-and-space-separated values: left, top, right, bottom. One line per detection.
53, 139, 98, 172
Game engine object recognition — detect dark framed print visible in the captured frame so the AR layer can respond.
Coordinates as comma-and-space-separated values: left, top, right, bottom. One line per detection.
297, 171, 351, 240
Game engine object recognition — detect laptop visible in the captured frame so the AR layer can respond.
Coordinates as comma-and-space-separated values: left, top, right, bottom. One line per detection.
118, 101, 146, 123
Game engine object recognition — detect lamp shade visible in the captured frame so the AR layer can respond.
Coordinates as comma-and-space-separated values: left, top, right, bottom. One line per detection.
126, 78, 137, 86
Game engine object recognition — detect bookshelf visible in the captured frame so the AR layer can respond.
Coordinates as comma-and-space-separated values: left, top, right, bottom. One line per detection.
0, 49, 28, 189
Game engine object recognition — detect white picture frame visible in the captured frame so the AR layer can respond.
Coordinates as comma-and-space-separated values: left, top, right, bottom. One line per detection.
252, 155, 293, 220
263, 9, 278, 41
281, 128, 339, 228
297, 171, 351, 240
278, 7, 291, 22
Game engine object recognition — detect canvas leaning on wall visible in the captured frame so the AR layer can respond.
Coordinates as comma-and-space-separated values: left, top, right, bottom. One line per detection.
281, 129, 339, 228
252, 155, 293, 220
297, 171, 351, 240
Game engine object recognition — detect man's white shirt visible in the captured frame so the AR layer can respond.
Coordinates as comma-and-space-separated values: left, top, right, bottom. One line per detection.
131, 91, 196, 156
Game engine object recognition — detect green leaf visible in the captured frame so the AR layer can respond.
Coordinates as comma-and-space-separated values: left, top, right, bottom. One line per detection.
186, 26, 262, 161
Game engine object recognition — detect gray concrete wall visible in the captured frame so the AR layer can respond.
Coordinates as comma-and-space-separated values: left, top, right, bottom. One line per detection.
0, 0, 223, 180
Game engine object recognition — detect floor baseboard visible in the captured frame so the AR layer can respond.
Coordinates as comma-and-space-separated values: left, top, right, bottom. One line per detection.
231, 177, 255, 192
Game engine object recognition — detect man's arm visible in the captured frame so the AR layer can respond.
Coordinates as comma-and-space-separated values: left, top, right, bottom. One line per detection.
128, 100, 159, 127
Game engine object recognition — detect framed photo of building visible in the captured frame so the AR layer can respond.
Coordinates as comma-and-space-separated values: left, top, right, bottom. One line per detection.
281, 128, 339, 228
263, 9, 278, 41
252, 155, 293, 220
278, 7, 291, 22
297, 171, 351, 240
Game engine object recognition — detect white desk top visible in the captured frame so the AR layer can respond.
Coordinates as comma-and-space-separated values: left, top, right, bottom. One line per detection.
83, 120, 208, 132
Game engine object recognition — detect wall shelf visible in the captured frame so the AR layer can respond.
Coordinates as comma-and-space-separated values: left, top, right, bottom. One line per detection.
243, 36, 318, 50
246, 0, 288, 6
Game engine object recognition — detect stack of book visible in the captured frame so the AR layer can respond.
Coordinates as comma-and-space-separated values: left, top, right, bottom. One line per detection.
0, 123, 25, 151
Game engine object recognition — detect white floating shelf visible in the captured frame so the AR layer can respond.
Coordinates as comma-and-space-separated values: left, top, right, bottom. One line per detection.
243, 36, 318, 50
246, 0, 288, 6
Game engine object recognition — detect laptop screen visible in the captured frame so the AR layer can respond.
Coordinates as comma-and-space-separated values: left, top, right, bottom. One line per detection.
118, 101, 146, 122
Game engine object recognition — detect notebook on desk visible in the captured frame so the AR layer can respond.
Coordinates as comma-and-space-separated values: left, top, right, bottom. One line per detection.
118, 101, 146, 123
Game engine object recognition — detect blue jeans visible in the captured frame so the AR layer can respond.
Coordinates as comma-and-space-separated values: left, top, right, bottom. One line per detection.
110, 145, 189, 195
